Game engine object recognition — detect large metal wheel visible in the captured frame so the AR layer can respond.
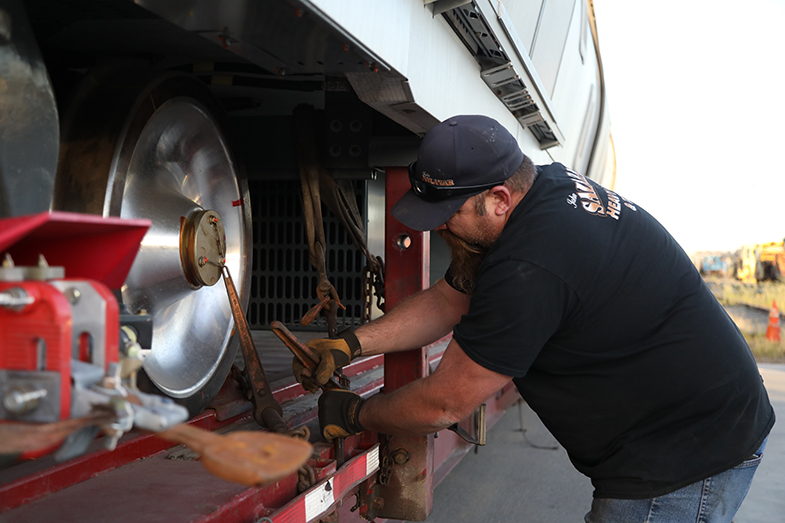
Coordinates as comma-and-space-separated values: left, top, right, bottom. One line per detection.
54, 63, 251, 416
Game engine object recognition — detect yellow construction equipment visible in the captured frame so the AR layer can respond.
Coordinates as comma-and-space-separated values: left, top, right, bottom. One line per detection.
735, 241, 785, 282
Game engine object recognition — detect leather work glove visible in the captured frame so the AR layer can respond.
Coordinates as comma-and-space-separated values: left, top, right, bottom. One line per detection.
318, 389, 366, 440
293, 329, 362, 393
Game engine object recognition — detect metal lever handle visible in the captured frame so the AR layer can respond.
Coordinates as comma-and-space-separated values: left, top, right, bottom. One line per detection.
269, 320, 350, 466
447, 403, 486, 446
269, 321, 345, 390
221, 265, 287, 433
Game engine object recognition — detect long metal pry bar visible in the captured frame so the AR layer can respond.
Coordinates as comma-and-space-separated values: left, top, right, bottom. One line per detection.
221, 265, 288, 433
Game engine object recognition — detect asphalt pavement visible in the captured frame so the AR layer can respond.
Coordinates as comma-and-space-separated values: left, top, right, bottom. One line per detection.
735, 364, 785, 522
416, 364, 785, 523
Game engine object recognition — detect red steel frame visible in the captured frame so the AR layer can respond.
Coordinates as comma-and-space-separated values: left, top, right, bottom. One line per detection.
377, 167, 520, 519
370, 166, 434, 520
0, 173, 520, 522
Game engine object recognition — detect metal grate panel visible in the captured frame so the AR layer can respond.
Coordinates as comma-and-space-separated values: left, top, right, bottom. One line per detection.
247, 179, 365, 331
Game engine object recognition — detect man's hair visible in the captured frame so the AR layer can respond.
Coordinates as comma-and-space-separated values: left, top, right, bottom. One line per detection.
504, 154, 537, 194
472, 154, 536, 215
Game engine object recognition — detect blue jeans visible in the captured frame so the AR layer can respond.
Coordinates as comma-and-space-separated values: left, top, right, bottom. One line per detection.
585, 440, 767, 523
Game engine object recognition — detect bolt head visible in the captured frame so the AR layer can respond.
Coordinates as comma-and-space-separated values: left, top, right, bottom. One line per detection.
65, 288, 81, 305
393, 452, 410, 465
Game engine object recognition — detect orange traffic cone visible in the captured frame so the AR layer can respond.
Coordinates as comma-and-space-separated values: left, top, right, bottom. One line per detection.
766, 300, 781, 342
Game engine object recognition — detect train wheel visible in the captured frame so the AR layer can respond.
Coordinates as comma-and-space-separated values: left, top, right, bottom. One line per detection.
54, 63, 251, 416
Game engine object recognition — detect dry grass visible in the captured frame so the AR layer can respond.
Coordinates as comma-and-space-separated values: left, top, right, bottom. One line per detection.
704, 277, 785, 310
704, 276, 785, 362
744, 336, 785, 363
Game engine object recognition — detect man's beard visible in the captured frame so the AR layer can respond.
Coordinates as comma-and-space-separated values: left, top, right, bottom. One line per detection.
438, 229, 487, 295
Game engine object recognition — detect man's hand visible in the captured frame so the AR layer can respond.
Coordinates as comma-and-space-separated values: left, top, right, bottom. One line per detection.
318, 389, 365, 440
293, 330, 361, 393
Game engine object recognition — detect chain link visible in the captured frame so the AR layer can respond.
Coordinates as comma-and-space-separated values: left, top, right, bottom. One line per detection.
377, 455, 394, 486
362, 256, 385, 323
297, 463, 317, 493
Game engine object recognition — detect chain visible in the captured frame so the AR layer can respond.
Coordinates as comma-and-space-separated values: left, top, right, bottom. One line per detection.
298, 463, 317, 493
372, 257, 386, 314
287, 425, 310, 441
287, 424, 316, 493
377, 455, 394, 486
362, 256, 385, 323
363, 267, 372, 324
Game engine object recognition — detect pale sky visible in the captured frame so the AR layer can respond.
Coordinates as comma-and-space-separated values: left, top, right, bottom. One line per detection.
592, 0, 785, 254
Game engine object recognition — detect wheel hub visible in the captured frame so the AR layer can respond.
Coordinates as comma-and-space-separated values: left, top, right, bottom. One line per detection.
181, 210, 226, 287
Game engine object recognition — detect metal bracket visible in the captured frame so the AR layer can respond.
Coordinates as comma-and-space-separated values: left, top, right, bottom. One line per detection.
447, 403, 486, 446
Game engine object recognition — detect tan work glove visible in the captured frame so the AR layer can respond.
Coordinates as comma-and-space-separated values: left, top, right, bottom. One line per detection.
293, 329, 362, 393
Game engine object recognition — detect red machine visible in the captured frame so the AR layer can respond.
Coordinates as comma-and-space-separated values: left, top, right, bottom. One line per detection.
0, 212, 190, 463
1, 275, 80, 425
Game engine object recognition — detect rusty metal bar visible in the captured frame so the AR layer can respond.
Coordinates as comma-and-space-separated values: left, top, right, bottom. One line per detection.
222, 265, 287, 433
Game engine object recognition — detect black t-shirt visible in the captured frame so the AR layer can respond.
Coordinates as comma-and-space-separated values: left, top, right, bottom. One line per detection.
451, 163, 774, 499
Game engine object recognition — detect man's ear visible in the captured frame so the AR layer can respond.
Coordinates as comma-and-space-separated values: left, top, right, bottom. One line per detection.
488, 186, 512, 216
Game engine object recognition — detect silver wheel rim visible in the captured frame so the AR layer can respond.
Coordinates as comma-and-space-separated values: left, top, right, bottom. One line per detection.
117, 97, 246, 398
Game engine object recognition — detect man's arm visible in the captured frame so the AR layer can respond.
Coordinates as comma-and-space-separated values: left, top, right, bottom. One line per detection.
354, 277, 470, 357
357, 338, 512, 434
295, 278, 469, 392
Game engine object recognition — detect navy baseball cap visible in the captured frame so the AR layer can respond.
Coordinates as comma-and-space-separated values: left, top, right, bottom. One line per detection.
392, 115, 524, 231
